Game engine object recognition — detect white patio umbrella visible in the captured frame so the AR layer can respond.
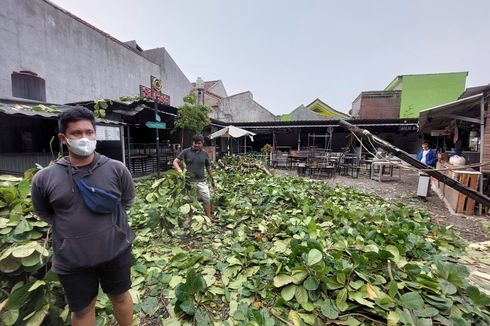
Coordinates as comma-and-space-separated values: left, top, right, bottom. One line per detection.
208, 125, 256, 154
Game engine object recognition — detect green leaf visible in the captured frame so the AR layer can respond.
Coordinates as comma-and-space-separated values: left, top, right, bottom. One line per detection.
387, 311, 399, 326
397, 308, 414, 324
28, 280, 45, 292
288, 310, 302, 326
436, 261, 469, 287
13, 218, 32, 235
292, 270, 308, 284
350, 291, 375, 308
185, 269, 206, 294
169, 275, 184, 288
389, 280, 398, 298
21, 253, 41, 267
179, 298, 196, 316
336, 288, 349, 312
298, 312, 316, 325
400, 292, 424, 310
363, 244, 379, 253
195, 307, 213, 326
303, 276, 319, 291
416, 318, 433, 326
141, 297, 159, 315
0, 256, 21, 273
466, 285, 490, 306
439, 279, 457, 295
295, 286, 308, 305
384, 245, 400, 263
5, 284, 30, 309
273, 274, 293, 288
320, 300, 339, 319
1, 309, 19, 326
25, 304, 49, 326
415, 307, 439, 318
306, 248, 322, 266
281, 284, 296, 301
179, 204, 191, 215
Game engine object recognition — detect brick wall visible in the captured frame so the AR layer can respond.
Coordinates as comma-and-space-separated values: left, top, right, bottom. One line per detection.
357, 91, 401, 119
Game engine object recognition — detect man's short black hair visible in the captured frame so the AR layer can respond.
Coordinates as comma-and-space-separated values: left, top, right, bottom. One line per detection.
422, 140, 430, 145
58, 106, 96, 134
192, 134, 204, 143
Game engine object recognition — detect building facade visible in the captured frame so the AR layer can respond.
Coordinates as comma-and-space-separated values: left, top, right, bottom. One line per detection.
385, 72, 467, 118
0, 0, 192, 106
351, 91, 401, 119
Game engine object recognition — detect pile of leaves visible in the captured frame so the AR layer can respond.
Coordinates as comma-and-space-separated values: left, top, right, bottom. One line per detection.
127, 156, 490, 325
1, 156, 489, 325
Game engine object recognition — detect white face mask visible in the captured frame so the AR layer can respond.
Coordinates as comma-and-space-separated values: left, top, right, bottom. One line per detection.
66, 137, 97, 156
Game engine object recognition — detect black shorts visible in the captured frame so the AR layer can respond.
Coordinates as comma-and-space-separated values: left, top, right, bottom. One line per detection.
58, 247, 132, 312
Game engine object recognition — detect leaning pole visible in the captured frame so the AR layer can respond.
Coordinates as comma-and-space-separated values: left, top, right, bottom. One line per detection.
338, 120, 490, 208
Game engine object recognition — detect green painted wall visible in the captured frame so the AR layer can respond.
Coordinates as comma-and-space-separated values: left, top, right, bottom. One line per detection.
398, 72, 467, 118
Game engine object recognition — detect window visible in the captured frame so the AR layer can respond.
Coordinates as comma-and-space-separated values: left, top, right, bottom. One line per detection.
11, 71, 46, 101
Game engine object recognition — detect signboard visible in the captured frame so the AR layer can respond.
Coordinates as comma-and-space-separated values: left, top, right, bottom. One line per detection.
96, 125, 120, 141
145, 121, 167, 129
398, 125, 418, 132
139, 85, 171, 106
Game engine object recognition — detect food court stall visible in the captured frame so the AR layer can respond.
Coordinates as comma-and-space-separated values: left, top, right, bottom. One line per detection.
418, 91, 490, 214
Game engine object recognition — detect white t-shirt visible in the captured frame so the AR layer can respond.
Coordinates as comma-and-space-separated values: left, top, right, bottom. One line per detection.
421, 149, 429, 164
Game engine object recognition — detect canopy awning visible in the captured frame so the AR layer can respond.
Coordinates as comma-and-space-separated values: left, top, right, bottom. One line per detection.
208, 125, 256, 141
418, 93, 484, 133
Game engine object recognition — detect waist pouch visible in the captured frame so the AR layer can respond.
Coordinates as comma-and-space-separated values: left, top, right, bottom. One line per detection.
76, 178, 121, 214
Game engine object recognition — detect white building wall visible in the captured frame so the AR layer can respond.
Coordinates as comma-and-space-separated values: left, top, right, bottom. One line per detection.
213, 92, 277, 122
0, 0, 191, 106
208, 80, 227, 97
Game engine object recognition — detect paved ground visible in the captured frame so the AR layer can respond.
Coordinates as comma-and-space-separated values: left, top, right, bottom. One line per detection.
275, 167, 490, 242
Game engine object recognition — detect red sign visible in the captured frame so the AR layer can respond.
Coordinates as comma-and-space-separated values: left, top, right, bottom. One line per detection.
139, 85, 171, 106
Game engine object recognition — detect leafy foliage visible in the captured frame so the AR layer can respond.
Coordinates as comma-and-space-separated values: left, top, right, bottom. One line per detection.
93, 99, 112, 118
0, 171, 66, 326
1, 156, 489, 325
127, 156, 490, 325
173, 91, 211, 135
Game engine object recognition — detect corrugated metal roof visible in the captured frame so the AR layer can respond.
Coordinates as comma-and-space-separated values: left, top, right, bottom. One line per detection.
233, 118, 418, 129
418, 93, 485, 133
0, 101, 125, 125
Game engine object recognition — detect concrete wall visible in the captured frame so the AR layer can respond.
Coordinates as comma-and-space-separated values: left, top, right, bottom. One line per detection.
351, 96, 362, 117
204, 92, 221, 110
211, 92, 277, 122
0, 0, 191, 106
208, 80, 227, 97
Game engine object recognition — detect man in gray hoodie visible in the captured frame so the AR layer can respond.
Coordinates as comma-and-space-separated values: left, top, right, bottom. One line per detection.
31, 107, 135, 326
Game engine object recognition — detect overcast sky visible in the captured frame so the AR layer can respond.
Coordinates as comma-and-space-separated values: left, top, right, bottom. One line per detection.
51, 0, 490, 115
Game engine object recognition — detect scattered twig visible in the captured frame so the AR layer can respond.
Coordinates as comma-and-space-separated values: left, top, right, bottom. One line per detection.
337, 312, 387, 325
387, 260, 393, 281
269, 308, 294, 326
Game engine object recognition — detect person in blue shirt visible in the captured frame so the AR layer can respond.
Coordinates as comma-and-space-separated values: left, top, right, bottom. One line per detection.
416, 140, 438, 167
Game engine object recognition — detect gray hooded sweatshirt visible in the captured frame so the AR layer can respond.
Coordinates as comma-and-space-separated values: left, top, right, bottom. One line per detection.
31, 153, 135, 274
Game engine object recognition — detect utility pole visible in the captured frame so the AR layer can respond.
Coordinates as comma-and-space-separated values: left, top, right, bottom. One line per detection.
338, 120, 490, 208
151, 76, 162, 178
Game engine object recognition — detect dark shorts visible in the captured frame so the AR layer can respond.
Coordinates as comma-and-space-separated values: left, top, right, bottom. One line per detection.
58, 247, 132, 312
